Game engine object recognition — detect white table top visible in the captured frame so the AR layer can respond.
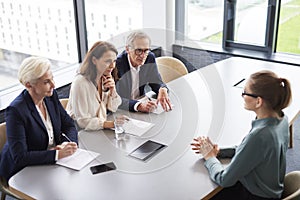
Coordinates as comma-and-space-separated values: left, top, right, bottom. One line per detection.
9, 57, 300, 200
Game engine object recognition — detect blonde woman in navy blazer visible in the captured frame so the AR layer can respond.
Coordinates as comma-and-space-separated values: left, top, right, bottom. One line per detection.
0, 57, 78, 182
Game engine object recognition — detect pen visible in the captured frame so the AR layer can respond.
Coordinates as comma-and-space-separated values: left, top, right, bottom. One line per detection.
233, 78, 245, 87
62, 133, 72, 142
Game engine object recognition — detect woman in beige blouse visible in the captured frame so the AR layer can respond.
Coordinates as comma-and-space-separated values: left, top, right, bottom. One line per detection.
67, 41, 121, 130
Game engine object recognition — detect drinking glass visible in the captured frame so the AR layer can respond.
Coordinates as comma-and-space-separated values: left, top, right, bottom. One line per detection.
114, 115, 126, 140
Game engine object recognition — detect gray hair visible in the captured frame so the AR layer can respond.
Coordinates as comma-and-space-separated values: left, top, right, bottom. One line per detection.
126, 31, 151, 47
18, 56, 51, 85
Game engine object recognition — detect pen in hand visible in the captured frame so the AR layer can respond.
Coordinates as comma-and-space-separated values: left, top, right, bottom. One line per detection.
62, 133, 72, 142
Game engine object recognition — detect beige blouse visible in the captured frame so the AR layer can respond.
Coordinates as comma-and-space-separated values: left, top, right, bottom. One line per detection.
67, 74, 121, 130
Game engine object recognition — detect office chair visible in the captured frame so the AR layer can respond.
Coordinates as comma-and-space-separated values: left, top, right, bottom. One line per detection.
59, 98, 69, 110
156, 56, 188, 83
282, 171, 300, 200
0, 122, 23, 200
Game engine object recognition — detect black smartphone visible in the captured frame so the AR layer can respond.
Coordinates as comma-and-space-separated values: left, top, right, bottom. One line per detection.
217, 148, 236, 159
90, 162, 116, 175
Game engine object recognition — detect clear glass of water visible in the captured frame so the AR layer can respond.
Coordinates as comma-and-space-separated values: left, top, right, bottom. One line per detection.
114, 115, 126, 140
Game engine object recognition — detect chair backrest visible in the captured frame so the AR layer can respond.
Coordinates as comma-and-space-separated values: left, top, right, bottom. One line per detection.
0, 122, 6, 152
156, 56, 188, 83
282, 171, 300, 200
0, 122, 24, 200
60, 98, 69, 110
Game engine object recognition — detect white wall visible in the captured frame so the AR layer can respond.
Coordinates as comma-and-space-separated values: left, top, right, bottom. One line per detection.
142, 0, 175, 56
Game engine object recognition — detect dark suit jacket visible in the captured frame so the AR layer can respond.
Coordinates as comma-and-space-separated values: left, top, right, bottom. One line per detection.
116, 51, 167, 111
0, 89, 78, 180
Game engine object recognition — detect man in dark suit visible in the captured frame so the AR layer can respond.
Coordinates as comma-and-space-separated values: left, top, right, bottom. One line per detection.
0, 57, 78, 182
116, 31, 172, 112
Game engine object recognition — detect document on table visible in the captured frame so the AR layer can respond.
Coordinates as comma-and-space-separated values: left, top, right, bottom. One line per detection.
56, 148, 99, 171
152, 102, 172, 114
123, 118, 155, 137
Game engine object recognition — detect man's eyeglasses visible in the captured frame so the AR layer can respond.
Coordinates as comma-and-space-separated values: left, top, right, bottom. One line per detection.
132, 48, 151, 55
241, 92, 259, 98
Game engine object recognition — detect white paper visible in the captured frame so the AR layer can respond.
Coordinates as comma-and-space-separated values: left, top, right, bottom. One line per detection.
152, 103, 165, 114
138, 96, 173, 115
56, 148, 99, 171
123, 118, 155, 137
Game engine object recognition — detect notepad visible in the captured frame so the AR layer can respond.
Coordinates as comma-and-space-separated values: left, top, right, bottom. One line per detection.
123, 118, 155, 137
56, 148, 99, 171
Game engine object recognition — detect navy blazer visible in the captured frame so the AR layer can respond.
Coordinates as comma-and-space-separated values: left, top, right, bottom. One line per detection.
115, 51, 167, 111
0, 89, 78, 180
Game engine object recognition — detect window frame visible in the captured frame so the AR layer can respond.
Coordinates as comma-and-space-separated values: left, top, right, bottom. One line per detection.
175, 0, 282, 55
73, 0, 88, 62
222, 0, 279, 54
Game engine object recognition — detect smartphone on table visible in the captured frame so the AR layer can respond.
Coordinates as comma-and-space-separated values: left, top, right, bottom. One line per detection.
90, 162, 116, 175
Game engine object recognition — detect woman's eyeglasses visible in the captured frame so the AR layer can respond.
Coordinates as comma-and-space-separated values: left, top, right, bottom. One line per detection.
241, 92, 259, 98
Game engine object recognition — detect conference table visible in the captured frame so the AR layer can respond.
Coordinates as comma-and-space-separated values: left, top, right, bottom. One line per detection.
8, 57, 300, 200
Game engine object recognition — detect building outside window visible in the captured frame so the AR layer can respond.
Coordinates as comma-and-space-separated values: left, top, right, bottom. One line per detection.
0, 0, 144, 93
0, 0, 78, 92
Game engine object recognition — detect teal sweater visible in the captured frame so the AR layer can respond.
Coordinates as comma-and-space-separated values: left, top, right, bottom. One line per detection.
205, 116, 289, 198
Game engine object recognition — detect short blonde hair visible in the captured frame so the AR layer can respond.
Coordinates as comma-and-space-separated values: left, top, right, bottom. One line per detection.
18, 56, 51, 85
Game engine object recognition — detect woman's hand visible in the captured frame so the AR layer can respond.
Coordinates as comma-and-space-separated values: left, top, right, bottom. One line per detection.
57, 142, 78, 159
191, 136, 219, 160
102, 75, 116, 93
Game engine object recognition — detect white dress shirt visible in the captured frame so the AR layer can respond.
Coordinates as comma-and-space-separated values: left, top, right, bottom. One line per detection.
36, 102, 58, 160
67, 74, 122, 130
128, 55, 141, 100
128, 55, 142, 111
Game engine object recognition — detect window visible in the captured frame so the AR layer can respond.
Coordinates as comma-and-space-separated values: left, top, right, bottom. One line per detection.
0, 0, 78, 92
85, 0, 143, 49
187, 0, 224, 44
233, 0, 268, 46
276, 0, 300, 55
223, 0, 278, 53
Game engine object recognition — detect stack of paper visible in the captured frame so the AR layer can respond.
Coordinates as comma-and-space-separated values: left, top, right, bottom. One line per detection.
123, 118, 155, 137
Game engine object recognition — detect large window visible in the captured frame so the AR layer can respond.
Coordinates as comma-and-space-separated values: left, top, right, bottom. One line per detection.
0, 0, 78, 92
277, 0, 300, 55
187, 0, 224, 44
0, 0, 148, 110
222, 0, 277, 53
182, 0, 300, 57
